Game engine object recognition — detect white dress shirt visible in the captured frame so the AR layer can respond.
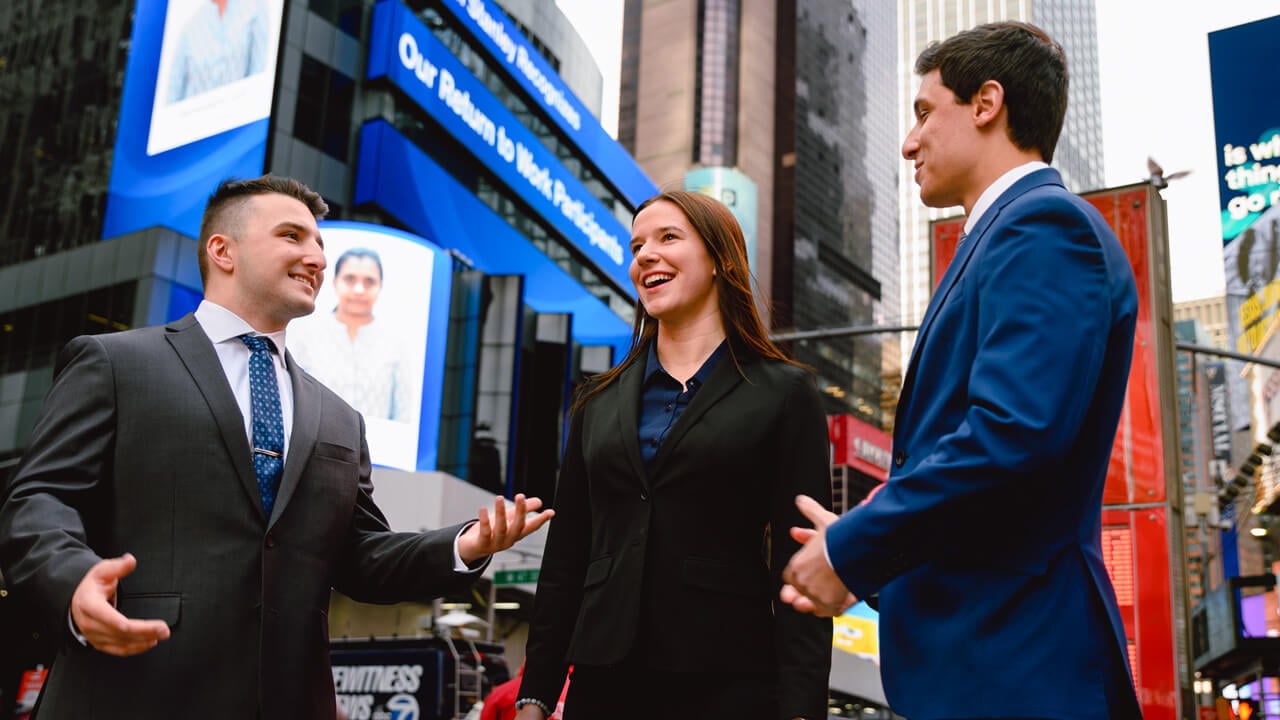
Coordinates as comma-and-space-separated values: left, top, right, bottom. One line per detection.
963, 160, 1050, 236
195, 300, 294, 457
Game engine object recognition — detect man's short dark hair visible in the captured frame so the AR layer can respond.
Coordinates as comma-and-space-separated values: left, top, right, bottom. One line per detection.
197, 175, 329, 285
915, 21, 1068, 162
334, 248, 384, 282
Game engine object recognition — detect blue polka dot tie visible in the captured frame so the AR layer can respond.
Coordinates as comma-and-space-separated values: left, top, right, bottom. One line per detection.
240, 335, 285, 518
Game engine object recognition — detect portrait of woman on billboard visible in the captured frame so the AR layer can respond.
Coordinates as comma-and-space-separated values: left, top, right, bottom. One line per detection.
289, 228, 434, 471
146, 0, 284, 155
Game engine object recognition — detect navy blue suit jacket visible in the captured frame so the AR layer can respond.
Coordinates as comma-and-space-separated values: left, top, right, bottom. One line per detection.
827, 168, 1142, 719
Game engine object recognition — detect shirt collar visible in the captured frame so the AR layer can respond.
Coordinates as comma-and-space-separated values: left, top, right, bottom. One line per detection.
643, 339, 728, 389
963, 160, 1050, 236
194, 300, 290, 366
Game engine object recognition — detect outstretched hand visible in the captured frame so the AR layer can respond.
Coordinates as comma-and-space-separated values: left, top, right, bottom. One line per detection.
458, 494, 554, 565
780, 495, 858, 617
70, 553, 171, 656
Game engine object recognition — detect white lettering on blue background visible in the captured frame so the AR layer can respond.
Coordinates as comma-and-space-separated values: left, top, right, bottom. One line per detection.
390, 16, 625, 270
438, 69, 497, 147
515, 47, 580, 131
462, 0, 518, 64
398, 33, 439, 88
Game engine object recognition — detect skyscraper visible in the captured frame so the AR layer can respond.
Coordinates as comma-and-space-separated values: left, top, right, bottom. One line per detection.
620, 0, 900, 430
898, 0, 1105, 361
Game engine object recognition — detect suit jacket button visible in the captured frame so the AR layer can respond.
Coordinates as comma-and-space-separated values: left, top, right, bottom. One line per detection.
640, 491, 648, 501
894, 451, 906, 467
265, 533, 277, 548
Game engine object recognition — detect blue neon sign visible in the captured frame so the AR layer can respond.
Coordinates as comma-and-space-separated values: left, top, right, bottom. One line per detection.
355, 119, 631, 361
368, 0, 635, 295
433, 0, 657, 209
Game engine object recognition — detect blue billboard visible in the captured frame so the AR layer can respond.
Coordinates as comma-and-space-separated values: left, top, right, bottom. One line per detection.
1209, 15, 1280, 355
435, 0, 658, 209
368, 0, 634, 297
103, 0, 284, 240
356, 119, 631, 361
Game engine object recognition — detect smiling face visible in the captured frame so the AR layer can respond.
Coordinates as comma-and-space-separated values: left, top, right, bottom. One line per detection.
629, 199, 720, 328
211, 192, 326, 332
902, 69, 984, 211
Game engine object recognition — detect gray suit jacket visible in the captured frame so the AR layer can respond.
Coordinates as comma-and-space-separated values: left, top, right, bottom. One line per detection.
0, 314, 475, 719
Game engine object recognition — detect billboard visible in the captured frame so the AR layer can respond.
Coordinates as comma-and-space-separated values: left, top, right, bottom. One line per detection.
433, 0, 658, 209
684, 166, 759, 268
1209, 15, 1280, 355
330, 646, 445, 720
355, 119, 631, 361
828, 413, 892, 483
287, 222, 452, 473
103, 0, 284, 240
367, 0, 634, 296
930, 184, 1184, 718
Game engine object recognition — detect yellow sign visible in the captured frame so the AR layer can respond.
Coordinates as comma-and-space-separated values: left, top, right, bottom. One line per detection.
833, 614, 878, 659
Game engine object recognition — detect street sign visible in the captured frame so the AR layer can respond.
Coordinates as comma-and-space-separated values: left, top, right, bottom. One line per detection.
494, 568, 540, 586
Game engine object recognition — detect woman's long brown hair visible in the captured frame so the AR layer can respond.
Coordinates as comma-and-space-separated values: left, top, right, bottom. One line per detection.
570, 191, 798, 415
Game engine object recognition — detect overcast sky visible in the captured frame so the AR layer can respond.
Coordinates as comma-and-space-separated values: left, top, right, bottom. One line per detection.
554, 1, 1280, 304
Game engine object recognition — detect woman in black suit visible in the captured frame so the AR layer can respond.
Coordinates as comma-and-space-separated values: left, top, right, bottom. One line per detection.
515, 191, 833, 720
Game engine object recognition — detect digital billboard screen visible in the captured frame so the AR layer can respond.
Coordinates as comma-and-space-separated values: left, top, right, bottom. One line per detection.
366, 0, 635, 297
433, 0, 658, 209
1209, 15, 1280, 355
287, 222, 452, 472
147, 0, 283, 155
103, 0, 284, 240
685, 166, 759, 268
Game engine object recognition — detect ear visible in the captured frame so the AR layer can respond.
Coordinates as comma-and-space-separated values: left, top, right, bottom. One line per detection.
971, 79, 1005, 129
206, 233, 236, 275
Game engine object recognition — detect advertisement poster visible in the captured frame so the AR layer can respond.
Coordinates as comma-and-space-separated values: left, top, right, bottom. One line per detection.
330, 647, 444, 720
147, 0, 283, 155
1209, 15, 1280, 356
103, 0, 284, 240
288, 223, 452, 472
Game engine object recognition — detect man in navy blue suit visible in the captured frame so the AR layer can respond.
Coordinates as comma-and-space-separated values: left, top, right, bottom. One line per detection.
782, 22, 1143, 720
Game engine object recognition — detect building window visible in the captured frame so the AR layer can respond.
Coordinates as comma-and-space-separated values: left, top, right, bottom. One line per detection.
308, 0, 364, 38
294, 55, 355, 161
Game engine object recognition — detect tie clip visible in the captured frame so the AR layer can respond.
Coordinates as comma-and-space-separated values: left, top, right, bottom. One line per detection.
253, 448, 282, 458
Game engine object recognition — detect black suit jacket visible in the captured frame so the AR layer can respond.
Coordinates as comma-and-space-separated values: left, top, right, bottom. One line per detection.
520, 349, 833, 720
0, 314, 477, 719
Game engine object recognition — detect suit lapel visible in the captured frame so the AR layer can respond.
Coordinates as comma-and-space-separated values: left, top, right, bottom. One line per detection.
165, 314, 264, 522
270, 350, 320, 527
898, 168, 1065, 415
614, 359, 650, 490
648, 353, 743, 483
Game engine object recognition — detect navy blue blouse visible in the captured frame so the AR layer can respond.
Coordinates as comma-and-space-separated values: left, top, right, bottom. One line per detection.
637, 340, 727, 474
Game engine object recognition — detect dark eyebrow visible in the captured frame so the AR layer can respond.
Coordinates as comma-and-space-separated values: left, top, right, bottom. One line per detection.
273, 221, 322, 249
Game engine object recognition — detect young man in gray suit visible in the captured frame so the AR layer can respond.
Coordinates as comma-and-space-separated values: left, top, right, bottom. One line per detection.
0, 176, 553, 718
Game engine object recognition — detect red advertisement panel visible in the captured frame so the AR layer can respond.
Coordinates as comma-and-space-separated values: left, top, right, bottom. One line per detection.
1104, 508, 1179, 718
1087, 190, 1166, 507
930, 218, 964, 289
930, 185, 1178, 719
828, 414, 892, 482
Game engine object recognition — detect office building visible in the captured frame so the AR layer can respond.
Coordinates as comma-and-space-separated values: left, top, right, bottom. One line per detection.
620, 0, 900, 430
